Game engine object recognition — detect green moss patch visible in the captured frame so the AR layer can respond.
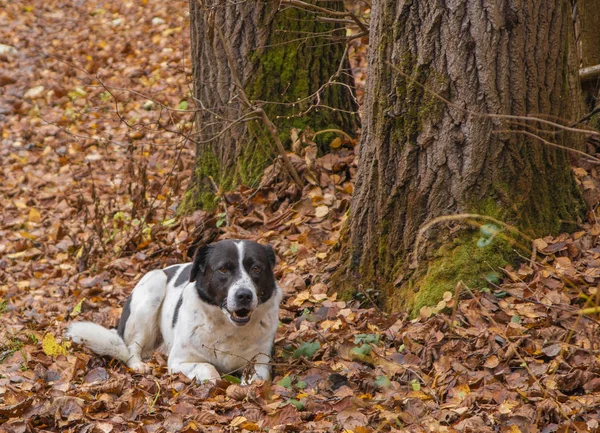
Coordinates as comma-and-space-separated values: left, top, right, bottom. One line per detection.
410, 228, 514, 316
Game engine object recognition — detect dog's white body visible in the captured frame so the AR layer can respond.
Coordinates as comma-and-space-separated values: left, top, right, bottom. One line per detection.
67, 240, 282, 383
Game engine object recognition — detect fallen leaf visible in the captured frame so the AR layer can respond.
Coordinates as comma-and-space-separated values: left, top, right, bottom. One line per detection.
42, 333, 70, 357
315, 205, 329, 218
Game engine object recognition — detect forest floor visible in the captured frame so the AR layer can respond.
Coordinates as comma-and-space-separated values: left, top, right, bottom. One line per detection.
2, 1, 600, 432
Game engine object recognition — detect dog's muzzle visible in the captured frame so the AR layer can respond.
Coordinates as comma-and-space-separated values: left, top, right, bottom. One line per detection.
226, 288, 256, 326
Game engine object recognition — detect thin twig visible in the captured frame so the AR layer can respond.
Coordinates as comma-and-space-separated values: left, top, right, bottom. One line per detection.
494, 129, 600, 163
313, 128, 354, 141
411, 213, 533, 269
389, 62, 600, 138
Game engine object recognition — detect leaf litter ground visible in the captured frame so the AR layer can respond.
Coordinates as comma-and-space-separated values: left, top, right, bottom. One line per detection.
1, 1, 600, 432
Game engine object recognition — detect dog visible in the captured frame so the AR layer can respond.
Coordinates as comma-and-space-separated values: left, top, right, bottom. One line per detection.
66, 239, 282, 383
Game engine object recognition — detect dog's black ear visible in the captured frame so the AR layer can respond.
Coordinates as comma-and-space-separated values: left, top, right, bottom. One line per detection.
190, 245, 210, 283
264, 244, 276, 268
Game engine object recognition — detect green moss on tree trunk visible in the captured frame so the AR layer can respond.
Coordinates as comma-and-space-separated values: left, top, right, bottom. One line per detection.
333, 0, 585, 316
184, 1, 358, 213
399, 230, 515, 316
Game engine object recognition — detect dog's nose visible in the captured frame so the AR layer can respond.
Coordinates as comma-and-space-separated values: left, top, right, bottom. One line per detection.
235, 289, 253, 305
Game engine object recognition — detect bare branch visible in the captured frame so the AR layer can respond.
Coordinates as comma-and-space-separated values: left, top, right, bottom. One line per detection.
493, 129, 600, 164
580, 64, 600, 82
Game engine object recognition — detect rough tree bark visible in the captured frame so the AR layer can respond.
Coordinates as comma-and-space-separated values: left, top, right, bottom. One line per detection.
576, 0, 600, 129
578, 0, 600, 69
338, 0, 585, 314
183, 0, 359, 211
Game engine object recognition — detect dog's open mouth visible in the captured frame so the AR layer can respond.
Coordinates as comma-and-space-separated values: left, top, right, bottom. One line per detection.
230, 308, 252, 325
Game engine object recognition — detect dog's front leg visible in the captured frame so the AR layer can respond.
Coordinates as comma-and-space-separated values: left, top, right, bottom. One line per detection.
169, 360, 220, 383
243, 352, 271, 384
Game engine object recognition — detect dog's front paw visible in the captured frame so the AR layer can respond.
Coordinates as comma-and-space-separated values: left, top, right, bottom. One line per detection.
189, 363, 220, 384
129, 361, 151, 374
241, 377, 265, 386
242, 370, 270, 385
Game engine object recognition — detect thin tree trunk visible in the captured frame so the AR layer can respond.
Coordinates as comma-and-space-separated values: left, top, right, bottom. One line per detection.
183, 0, 359, 211
338, 0, 585, 314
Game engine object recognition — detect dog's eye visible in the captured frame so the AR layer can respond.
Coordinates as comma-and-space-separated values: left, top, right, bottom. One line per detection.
219, 267, 229, 274
252, 266, 261, 274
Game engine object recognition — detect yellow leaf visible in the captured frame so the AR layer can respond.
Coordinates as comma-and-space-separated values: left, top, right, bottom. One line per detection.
240, 422, 259, 431
14, 199, 27, 209
19, 231, 36, 240
42, 333, 70, 357
230, 416, 247, 427
315, 205, 329, 218
292, 290, 311, 307
498, 399, 519, 414
28, 207, 41, 223
320, 319, 343, 331
408, 390, 432, 400
330, 137, 342, 149
7, 248, 42, 260
70, 298, 85, 317
7, 251, 26, 260
311, 195, 325, 205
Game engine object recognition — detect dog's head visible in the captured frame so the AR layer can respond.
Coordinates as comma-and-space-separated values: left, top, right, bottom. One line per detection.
189, 240, 277, 326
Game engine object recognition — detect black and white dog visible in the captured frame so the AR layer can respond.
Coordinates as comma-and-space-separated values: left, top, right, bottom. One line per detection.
67, 240, 282, 383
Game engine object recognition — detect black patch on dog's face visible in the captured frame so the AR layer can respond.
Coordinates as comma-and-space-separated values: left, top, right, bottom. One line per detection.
240, 242, 277, 303
117, 295, 132, 338
190, 240, 277, 307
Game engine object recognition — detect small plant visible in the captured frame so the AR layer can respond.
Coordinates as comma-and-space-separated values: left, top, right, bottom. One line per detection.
0, 337, 23, 363
292, 341, 320, 359
477, 224, 500, 248
410, 379, 421, 391
354, 333, 380, 345
216, 212, 227, 227
353, 286, 381, 308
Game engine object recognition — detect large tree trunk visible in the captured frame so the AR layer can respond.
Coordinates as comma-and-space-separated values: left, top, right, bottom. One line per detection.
576, 0, 600, 130
578, 0, 600, 69
183, 0, 359, 211
339, 0, 585, 314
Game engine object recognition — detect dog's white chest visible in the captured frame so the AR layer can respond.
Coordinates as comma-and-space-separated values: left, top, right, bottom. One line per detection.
188, 320, 262, 372
165, 284, 279, 375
